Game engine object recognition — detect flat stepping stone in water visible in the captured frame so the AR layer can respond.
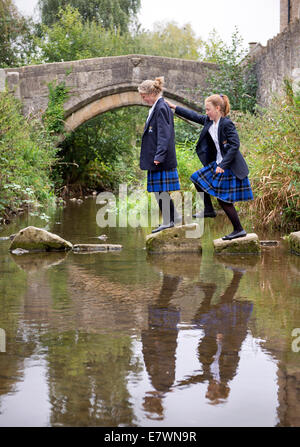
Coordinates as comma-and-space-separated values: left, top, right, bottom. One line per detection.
72, 244, 122, 252
288, 231, 300, 255
213, 233, 261, 254
260, 240, 280, 246
146, 224, 202, 254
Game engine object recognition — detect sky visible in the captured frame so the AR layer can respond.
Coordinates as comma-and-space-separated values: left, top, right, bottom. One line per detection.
14, 0, 280, 47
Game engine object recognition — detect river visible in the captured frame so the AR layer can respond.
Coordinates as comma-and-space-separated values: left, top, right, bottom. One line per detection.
0, 197, 299, 427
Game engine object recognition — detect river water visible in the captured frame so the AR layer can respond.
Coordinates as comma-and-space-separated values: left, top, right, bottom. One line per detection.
0, 197, 299, 427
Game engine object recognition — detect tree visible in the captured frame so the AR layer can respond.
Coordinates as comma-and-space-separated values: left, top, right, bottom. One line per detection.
135, 21, 205, 60
38, 0, 141, 32
0, 0, 35, 67
202, 29, 224, 63
36, 5, 137, 63
203, 28, 257, 112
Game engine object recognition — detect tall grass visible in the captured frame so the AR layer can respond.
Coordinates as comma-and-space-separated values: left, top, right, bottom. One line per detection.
236, 82, 300, 231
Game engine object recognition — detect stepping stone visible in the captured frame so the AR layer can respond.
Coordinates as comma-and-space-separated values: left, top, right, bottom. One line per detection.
10, 226, 73, 252
72, 244, 122, 252
260, 240, 279, 246
146, 224, 202, 254
213, 233, 261, 254
289, 231, 300, 255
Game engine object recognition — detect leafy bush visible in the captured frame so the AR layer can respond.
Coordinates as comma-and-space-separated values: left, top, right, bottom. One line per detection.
203, 28, 257, 113
43, 80, 70, 134
0, 91, 58, 221
55, 107, 146, 193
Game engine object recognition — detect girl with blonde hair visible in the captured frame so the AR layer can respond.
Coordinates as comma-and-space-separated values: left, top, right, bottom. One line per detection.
138, 77, 180, 233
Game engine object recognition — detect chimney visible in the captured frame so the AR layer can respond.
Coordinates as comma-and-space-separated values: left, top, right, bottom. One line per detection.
248, 42, 258, 52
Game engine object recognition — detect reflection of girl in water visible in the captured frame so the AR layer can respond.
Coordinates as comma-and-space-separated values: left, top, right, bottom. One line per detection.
141, 274, 181, 419
179, 269, 253, 405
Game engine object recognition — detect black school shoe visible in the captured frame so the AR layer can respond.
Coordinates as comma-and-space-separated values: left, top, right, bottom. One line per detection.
192, 210, 217, 218
222, 230, 247, 241
151, 222, 174, 234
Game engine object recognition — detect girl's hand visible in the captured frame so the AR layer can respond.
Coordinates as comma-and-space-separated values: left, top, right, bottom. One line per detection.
164, 99, 176, 110
154, 160, 161, 165
216, 166, 224, 174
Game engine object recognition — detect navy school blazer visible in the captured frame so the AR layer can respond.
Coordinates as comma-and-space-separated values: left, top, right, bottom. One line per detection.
140, 97, 177, 171
175, 106, 249, 180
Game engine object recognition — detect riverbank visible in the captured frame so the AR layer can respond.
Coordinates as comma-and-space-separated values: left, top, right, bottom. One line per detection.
0, 91, 58, 227
1, 87, 299, 233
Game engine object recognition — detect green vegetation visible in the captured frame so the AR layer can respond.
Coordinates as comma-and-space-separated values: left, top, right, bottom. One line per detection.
38, 0, 141, 31
203, 28, 257, 113
0, 0, 35, 68
237, 81, 300, 230
0, 91, 58, 223
57, 107, 146, 193
0, 1, 299, 231
43, 79, 70, 134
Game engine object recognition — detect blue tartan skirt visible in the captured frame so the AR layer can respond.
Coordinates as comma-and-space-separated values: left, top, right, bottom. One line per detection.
147, 168, 181, 192
190, 161, 253, 203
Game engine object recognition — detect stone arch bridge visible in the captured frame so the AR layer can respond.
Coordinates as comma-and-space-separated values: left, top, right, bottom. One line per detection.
0, 54, 216, 132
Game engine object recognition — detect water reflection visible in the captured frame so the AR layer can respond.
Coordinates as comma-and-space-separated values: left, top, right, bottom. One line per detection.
178, 268, 253, 405
0, 199, 299, 427
11, 252, 69, 273
142, 274, 181, 420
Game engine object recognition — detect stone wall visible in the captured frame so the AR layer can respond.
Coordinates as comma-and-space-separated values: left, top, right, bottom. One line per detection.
251, 18, 300, 106
1, 55, 216, 129
280, 0, 300, 32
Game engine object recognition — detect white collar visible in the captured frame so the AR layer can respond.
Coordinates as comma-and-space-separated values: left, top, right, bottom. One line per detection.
213, 117, 221, 127
148, 96, 162, 117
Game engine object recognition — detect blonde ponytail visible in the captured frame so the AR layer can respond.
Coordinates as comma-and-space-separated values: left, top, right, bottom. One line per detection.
138, 77, 165, 95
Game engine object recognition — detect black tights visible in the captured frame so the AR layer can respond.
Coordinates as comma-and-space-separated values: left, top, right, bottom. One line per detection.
193, 183, 243, 232
154, 192, 176, 224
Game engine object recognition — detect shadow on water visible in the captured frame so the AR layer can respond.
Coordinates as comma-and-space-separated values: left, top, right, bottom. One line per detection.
0, 197, 299, 426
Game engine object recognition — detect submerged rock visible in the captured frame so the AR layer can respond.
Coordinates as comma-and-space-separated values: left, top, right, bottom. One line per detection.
213, 233, 261, 254
11, 248, 30, 255
289, 231, 300, 255
10, 226, 73, 252
146, 224, 202, 254
72, 244, 122, 252
260, 240, 280, 246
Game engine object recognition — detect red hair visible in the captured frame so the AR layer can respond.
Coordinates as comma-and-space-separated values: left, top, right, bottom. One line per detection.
205, 94, 230, 116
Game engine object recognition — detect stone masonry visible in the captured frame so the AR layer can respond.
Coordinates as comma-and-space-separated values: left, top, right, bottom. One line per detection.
0, 55, 216, 131
249, 18, 300, 106
280, 0, 300, 32
0, 1, 299, 123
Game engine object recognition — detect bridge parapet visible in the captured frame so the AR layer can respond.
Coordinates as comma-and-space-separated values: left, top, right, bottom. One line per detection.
2, 55, 217, 131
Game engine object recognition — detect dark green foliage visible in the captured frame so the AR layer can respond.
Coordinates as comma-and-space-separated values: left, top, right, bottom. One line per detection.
56, 107, 146, 191
0, 90, 58, 220
0, 0, 36, 68
43, 80, 70, 134
204, 28, 257, 113
38, 0, 141, 32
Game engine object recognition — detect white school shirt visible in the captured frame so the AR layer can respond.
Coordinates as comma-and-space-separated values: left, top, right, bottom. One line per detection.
146, 96, 162, 123
209, 118, 223, 165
